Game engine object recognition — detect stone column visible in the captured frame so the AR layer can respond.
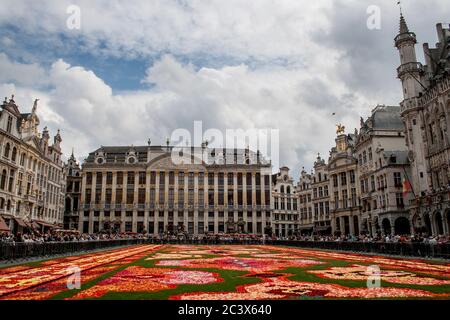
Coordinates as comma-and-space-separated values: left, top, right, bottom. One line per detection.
252, 172, 257, 234
100, 172, 107, 231
349, 215, 355, 236
144, 171, 150, 233
194, 172, 199, 235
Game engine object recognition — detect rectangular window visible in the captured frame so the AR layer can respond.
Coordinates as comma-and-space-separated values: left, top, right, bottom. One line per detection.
127, 189, 134, 204
208, 190, 214, 206
127, 172, 135, 185
106, 172, 113, 185
198, 172, 204, 186
246, 190, 252, 205
342, 190, 348, 209
6, 116, 13, 133
394, 172, 402, 188
228, 173, 234, 185
159, 186, 165, 203
116, 172, 123, 185
115, 189, 122, 204
138, 172, 146, 185
178, 172, 185, 185
95, 188, 101, 204
96, 172, 103, 186
208, 173, 214, 186
85, 189, 92, 203
178, 189, 184, 207
340, 172, 347, 186
188, 172, 194, 187
150, 171, 156, 184
138, 188, 145, 204
86, 172, 92, 185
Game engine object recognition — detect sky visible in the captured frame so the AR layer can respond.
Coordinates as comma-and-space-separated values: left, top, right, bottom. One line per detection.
0, 0, 449, 179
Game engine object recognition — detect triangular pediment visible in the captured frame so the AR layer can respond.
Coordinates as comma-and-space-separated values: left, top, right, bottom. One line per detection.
23, 135, 43, 152
147, 154, 206, 171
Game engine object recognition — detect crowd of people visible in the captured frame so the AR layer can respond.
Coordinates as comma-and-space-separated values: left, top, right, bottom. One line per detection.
1, 230, 449, 245
0, 231, 147, 244
277, 233, 450, 244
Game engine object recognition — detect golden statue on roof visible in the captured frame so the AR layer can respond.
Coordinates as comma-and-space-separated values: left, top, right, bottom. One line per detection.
336, 123, 346, 135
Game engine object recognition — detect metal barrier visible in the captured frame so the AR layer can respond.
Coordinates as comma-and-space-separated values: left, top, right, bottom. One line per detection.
0, 239, 147, 262
267, 240, 450, 259
1, 239, 449, 262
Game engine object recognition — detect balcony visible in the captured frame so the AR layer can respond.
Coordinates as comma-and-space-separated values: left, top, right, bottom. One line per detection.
397, 62, 423, 78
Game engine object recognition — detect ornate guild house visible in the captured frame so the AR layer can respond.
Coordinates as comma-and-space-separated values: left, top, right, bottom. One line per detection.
0, 96, 65, 234
79, 144, 273, 236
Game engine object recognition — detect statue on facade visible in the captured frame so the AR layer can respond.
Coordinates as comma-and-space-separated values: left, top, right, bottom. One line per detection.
32, 99, 39, 113
336, 123, 346, 135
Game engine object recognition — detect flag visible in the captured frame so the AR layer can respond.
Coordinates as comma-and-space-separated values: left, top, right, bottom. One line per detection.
402, 175, 412, 200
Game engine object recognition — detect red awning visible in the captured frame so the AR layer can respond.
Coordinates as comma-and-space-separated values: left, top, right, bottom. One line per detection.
36, 221, 56, 228
14, 218, 28, 228
0, 216, 10, 232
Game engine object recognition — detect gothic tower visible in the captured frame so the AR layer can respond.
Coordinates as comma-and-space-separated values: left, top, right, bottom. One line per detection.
395, 13, 429, 195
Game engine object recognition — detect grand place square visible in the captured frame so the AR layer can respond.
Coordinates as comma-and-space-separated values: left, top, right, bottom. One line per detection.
0, 1, 449, 311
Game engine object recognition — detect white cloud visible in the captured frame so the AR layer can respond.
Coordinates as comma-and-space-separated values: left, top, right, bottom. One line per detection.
0, 54, 373, 175
2, 0, 449, 177
0, 53, 48, 87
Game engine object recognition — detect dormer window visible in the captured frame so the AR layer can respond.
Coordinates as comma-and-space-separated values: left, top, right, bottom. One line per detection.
95, 149, 106, 165
126, 148, 138, 164
6, 116, 13, 133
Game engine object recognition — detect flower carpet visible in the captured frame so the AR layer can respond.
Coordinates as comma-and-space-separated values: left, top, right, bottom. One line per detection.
0, 244, 449, 300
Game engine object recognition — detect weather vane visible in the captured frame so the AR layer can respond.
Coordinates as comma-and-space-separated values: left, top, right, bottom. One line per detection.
397, 1, 402, 15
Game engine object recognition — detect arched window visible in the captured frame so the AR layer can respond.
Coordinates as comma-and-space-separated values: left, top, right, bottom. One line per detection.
0, 198, 4, 209
280, 186, 285, 194
3, 143, 10, 158
11, 147, 17, 162
287, 186, 291, 194
8, 170, 14, 192
6, 200, 11, 211
0, 170, 6, 190
20, 153, 25, 166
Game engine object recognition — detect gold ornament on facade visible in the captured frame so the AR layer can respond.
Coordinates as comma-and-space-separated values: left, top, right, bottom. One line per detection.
336, 123, 346, 135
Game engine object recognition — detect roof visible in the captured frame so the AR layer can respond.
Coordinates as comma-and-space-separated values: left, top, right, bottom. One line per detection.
371, 105, 403, 130
85, 145, 270, 166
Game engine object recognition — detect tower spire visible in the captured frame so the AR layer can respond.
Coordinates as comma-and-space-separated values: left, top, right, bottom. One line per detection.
399, 13, 409, 34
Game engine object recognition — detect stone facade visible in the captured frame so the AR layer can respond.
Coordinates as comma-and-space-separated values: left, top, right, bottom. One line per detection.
396, 16, 450, 236
0, 96, 65, 234
328, 133, 360, 236
64, 152, 81, 230
297, 168, 313, 234
355, 106, 411, 236
272, 167, 299, 237
78, 145, 272, 235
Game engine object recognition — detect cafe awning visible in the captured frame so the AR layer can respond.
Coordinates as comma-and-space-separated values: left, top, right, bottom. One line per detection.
35, 221, 59, 228
0, 216, 10, 232
14, 218, 28, 228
